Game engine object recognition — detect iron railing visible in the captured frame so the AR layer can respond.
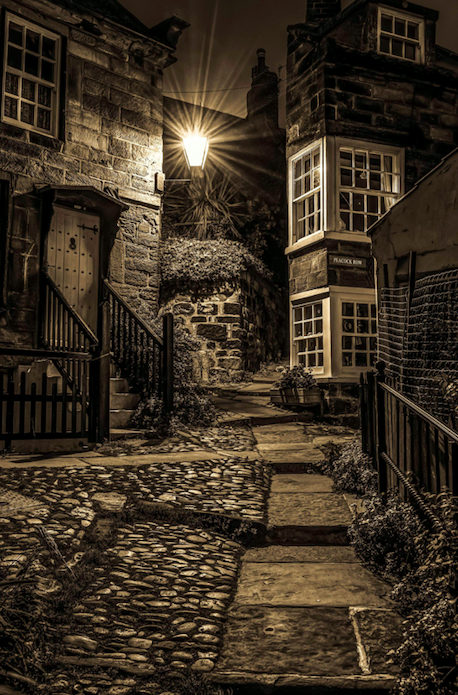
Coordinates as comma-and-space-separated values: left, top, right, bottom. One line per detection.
360, 363, 458, 527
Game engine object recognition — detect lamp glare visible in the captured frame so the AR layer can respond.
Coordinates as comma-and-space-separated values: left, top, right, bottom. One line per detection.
182, 134, 209, 169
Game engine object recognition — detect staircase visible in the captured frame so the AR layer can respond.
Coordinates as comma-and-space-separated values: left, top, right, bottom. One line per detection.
110, 362, 141, 430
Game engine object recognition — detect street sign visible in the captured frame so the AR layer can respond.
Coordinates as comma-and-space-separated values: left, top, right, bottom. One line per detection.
329, 254, 367, 268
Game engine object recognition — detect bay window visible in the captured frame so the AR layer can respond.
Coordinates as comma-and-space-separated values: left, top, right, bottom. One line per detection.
293, 300, 325, 368
291, 142, 322, 243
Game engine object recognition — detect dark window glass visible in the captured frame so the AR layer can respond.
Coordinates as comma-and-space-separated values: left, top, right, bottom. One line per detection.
371, 304, 377, 318
370, 337, 377, 351
367, 195, 378, 213
371, 320, 377, 333
370, 172, 381, 190
342, 336, 353, 349
317, 353, 324, 366
357, 303, 369, 317
342, 303, 354, 317
25, 52, 39, 76
8, 22, 23, 46
342, 353, 353, 367
38, 84, 52, 107
355, 337, 367, 350
405, 43, 416, 61
26, 29, 40, 53
37, 108, 51, 131
7, 45, 22, 70
394, 19, 405, 36
294, 180, 301, 198
354, 214, 365, 231
381, 14, 392, 32
357, 319, 369, 334
341, 168, 353, 187
380, 35, 390, 53
367, 215, 378, 228
21, 101, 34, 124
305, 306, 313, 320
315, 319, 323, 333
340, 212, 350, 229
317, 337, 323, 350
392, 39, 403, 56
342, 319, 354, 333
41, 60, 54, 83
309, 353, 316, 367
314, 303, 322, 318
369, 154, 381, 171
22, 78, 35, 101
340, 192, 350, 210
407, 22, 419, 40
42, 36, 56, 59
4, 96, 18, 120
355, 170, 367, 188
354, 194, 365, 211
5, 72, 19, 95
356, 353, 368, 367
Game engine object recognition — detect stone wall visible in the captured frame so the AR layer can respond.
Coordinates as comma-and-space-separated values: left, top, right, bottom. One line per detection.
286, 6, 458, 186
0, 0, 170, 347
163, 272, 287, 382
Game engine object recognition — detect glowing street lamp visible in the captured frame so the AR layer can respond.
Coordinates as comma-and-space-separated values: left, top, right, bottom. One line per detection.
182, 132, 209, 170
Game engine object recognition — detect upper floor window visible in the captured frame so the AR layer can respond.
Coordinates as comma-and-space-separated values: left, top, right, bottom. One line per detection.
2, 14, 61, 137
339, 144, 401, 233
291, 143, 322, 243
378, 7, 424, 63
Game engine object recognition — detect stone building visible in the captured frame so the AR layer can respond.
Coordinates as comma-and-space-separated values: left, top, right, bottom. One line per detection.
286, 0, 458, 386
0, 0, 187, 445
160, 51, 288, 382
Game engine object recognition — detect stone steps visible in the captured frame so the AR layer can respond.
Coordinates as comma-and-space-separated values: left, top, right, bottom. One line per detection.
212, 423, 403, 693
109, 364, 141, 430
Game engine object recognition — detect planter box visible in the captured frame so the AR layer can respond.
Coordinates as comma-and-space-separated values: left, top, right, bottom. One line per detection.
270, 387, 324, 415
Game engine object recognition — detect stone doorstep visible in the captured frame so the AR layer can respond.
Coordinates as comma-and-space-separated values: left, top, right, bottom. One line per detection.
266, 525, 350, 547
206, 672, 396, 694
268, 493, 352, 527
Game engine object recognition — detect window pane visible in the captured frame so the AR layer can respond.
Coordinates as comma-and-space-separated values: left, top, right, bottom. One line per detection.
38, 84, 52, 107
308, 338, 316, 352
295, 323, 303, 337
7, 45, 22, 70
22, 78, 35, 101
309, 353, 316, 367
370, 337, 377, 351
342, 303, 354, 316
381, 14, 392, 32
21, 101, 34, 125
342, 336, 353, 349
41, 60, 54, 83
392, 39, 403, 56
37, 108, 51, 131
314, 303, 323, 318
9, 22, 23, 46
317, 353, 324, 366
305, 306, 313, 320
405, 43, 416, 61
317, 336, 323, 350
367, 215, 378, 228
357, 319, 369, 334
340, 150, 352, 166
305, 321, 313, 336
394, 19, 406, 36
354, 194, 365, 211
5, 72, 19, 95
380, 35, 390, 53
340, 212, 350, 230
315, 319, 323, 333
42, 36, 56, 59
341, 168, 353, 187
299, 354, 306, 365
294, 180, 301, 199
407, 22, 419, 40
294, 308, 302, 322
304, 157, 310, 173
355, 337, 367, 350
356, 353, 368, 367
343, 319, 354, 333
369, 154, 381, 171
25, 52, 39, 76
340, 192, 350, 210
354, 214, 365, 231
371, 320, 377, 333
367, 195, 378, 213
369, 172, 381, 190
371, 304, 377, 318
4, 96, 18, 120
384, 155, 393, 173
355, 170, 367, 188
342, 353, 353, 367
355, 152, 366, 169
357, 303, 369, 317
26, 29, 40, 53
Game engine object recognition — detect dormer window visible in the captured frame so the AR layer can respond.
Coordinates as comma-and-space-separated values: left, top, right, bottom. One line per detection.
378, 7, 424, 63
2, 13, 61, 137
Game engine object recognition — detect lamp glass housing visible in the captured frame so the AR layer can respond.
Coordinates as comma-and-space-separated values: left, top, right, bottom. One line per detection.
182, 134, 209, 169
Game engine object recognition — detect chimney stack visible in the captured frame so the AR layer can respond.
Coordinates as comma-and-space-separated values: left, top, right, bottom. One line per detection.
247, 49, 279, 127
306, 0, 341, 26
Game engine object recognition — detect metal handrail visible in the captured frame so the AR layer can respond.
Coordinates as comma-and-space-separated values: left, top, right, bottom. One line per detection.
103, 279, 163, 347
0, 347, 91, 360
381, 381, 458, 445
43, 272, 98, 347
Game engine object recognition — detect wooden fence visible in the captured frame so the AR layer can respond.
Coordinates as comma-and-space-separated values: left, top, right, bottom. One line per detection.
360, 362, 458, 527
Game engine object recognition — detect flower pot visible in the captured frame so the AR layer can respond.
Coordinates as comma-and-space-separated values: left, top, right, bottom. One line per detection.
270, 387, 323, 415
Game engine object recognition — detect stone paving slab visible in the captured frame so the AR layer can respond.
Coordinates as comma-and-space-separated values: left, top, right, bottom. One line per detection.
269, 492, 352, 526
354, 608, 404, 675
262, 450, 326, 465
216, 606, 360, 675
271, 473, 333, 493
243, 546, 359, 563
233, 562, 393, 608
254, 423, 311, 445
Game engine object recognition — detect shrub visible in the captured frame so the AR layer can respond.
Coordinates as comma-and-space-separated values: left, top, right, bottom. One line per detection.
318, 439, 378, 497
274, 365, 318, 390
161, 238, 270, 292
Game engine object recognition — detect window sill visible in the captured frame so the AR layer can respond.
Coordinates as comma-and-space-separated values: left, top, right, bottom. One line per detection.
285, 229, 372, 255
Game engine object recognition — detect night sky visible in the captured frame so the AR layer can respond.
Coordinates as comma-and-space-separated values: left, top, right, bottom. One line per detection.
119, 0, 458, 126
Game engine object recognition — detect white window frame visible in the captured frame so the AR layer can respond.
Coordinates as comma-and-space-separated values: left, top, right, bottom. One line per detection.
377, 6, 425, 64
329, 287, 378, 378
336, 137, 403, 234
2, 13, 61, 138
290, 289, 331, 377
289, 139, 325, 246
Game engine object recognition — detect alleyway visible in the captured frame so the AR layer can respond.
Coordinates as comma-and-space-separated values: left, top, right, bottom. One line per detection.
0, 393, 403, 695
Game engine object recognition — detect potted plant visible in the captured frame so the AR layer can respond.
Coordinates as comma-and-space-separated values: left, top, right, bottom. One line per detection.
270, 365, 324, 415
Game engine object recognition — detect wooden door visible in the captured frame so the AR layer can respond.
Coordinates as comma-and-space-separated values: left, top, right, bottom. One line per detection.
46, 207, 100, 333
